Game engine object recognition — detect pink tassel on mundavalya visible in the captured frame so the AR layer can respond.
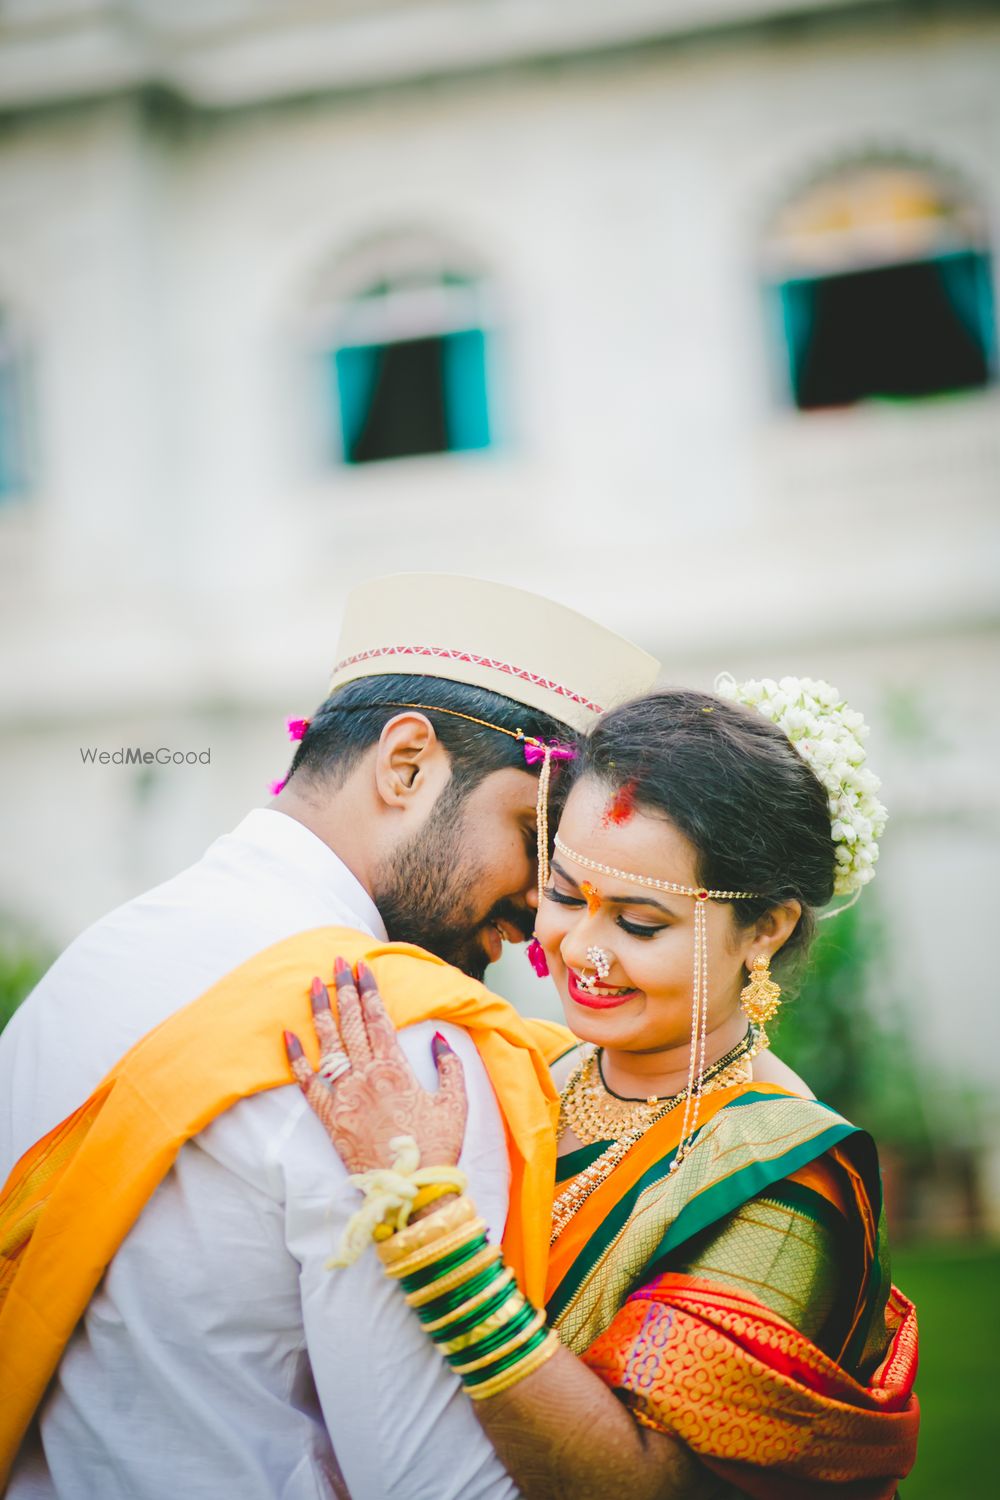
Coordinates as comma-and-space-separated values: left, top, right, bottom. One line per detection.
522, 740, 576, 768
526, 938, 550, 978
286, 717, 310, 742
268, 777, 287, 797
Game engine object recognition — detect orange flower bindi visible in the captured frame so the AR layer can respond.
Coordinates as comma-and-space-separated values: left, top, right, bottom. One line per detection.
580, 880, 602, 915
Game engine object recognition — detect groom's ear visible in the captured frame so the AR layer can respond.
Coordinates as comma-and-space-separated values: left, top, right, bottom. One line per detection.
373, 712, 453, 815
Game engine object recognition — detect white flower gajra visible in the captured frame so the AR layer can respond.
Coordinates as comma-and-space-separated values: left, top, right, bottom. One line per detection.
715, 673, 888, 898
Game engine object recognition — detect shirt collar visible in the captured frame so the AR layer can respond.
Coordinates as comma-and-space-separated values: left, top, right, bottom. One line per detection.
229, 808, 388, 942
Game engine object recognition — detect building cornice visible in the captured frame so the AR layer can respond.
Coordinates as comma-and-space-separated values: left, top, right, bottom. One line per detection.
0, 0, 904, 113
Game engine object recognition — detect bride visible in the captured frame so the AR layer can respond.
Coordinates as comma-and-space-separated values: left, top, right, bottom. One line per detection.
285, 678, 919, 1500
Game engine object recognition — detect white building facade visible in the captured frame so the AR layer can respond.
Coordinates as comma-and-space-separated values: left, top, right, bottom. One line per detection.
0, 2, 998, 1182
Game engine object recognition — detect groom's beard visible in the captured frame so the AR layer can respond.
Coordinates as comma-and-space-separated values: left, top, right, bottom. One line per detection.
373, 785, 534, 981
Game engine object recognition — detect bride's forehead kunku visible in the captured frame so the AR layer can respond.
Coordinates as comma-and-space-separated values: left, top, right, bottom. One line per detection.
555, 777, 700, 892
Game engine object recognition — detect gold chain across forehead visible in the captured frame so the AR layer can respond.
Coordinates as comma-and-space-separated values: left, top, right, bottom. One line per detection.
551, 836, 758, 903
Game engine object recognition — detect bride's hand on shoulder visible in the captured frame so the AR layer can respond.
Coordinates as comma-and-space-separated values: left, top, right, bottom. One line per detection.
283, 956, 468, 1173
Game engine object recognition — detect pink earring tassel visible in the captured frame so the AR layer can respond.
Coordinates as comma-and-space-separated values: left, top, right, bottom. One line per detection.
526, 938, 549, 978
268, 777, 287, 797
286, 717, 310, 742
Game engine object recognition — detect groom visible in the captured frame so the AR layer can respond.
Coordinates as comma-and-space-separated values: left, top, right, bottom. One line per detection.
0, 573, 658, 1500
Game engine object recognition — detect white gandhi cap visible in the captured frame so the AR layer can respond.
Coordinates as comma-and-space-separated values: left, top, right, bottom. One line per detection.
327, 573, 660, 734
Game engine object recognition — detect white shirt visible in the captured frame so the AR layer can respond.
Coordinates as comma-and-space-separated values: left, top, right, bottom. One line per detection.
0, 810, 517, 1500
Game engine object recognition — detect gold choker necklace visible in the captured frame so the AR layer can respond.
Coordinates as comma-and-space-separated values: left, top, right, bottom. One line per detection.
558, 1029, 762, 1149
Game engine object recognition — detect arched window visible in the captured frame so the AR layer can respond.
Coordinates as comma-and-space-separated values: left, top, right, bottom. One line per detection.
314, 234, 494, 466
0, 309, 31, 499
763, 154, 996, 410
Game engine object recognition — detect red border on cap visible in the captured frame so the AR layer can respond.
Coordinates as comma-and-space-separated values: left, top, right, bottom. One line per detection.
331, 645, 604, 715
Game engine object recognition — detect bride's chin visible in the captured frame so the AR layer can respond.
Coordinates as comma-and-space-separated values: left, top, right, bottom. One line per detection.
559, 1005, 633, 1048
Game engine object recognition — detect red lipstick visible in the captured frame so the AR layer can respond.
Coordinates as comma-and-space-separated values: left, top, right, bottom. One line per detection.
567, 970, 639, 1011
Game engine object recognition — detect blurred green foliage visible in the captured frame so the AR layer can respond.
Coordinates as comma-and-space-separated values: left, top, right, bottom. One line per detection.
775, 898, 934, 1152
775, 898, 988, 1215
0, 918, 52, 1033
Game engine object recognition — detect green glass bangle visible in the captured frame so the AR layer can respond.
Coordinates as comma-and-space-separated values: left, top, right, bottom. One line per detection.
461, 1322, 551, 1388
445, 1300, 536, 1368
399, 1234, 490, 1294
429, 1277, 520, 1346
416, 1261, 508, 1324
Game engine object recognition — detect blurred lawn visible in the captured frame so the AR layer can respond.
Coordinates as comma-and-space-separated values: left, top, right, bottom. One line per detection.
894, 1240, 996, 1496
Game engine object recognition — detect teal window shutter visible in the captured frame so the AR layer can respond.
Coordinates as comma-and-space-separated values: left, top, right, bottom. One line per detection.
442, 329, 491, 451
777, 279, 817, 407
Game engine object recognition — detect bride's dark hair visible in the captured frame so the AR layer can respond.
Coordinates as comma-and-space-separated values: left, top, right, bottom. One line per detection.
571, 689, 836, 965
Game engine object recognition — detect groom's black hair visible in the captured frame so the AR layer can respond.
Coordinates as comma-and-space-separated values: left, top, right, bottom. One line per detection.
285, 673, 574, 795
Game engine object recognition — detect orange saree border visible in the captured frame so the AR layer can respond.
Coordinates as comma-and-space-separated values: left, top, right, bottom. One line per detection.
583, 1273, 919, 1500
0, 926, 572, 1486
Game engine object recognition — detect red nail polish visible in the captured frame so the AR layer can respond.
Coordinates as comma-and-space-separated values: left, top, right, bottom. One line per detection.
283, 1030, 303, 1060
334, 955, 350, 979
310, 976, 325, 998
431, 1030, 452, 1062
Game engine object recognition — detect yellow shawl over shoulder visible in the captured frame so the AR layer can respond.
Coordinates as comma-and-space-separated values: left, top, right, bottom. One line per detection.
0, 926, 571, 1484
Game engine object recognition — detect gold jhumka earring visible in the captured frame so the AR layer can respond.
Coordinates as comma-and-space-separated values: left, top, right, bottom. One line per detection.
739, 954, 781, 1049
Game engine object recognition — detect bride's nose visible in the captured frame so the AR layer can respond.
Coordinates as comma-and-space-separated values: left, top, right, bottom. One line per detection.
561, 908, 605, 972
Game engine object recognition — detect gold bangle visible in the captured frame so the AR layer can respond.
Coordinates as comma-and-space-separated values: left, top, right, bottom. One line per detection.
378, 1195, 477, 1265
436, 1288, 527, 1356
384, 1218, 487, 1281
403, 1245, 500, 1307
450, 1307, 547, 1376
466, 1329, 561, 1401
420, 1267, 516, 1335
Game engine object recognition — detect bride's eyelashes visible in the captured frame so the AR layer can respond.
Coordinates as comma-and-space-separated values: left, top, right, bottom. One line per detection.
543, 886, 585, 911
616, 917, 665, 940
543, 887, 666, 941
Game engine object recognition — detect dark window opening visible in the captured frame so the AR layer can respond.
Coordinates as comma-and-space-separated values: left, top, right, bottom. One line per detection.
333, 327, 490, 465
777, 250, 996, 410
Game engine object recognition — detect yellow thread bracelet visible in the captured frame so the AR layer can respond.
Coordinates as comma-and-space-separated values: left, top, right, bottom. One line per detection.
329, 1137, 469, 1268
411, 1183, 462, 1215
